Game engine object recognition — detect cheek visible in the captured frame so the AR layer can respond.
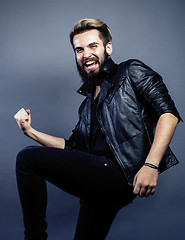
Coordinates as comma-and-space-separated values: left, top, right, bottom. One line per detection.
76, 55, 83, 64
97, 49, 105, 60
99, 54, 105, 63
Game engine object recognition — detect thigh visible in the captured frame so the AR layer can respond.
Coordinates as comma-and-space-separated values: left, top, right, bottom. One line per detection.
17, 146, 122, 201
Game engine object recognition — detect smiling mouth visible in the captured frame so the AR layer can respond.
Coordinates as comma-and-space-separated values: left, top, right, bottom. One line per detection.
83, 59, 99, 72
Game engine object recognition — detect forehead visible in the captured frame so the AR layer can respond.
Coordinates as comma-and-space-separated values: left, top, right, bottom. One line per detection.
73, 29, 103, 48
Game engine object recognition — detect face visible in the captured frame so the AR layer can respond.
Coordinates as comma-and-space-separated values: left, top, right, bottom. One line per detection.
73, 29, 112, 81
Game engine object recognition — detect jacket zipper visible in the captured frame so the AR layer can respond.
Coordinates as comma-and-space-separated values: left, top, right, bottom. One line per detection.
94, 80, 130, 184
143, 121, 152, 146
96, 103, 130, 185
100, 121, 130, 184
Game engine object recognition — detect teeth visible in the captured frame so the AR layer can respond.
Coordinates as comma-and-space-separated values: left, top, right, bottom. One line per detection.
86, 61, 95, 66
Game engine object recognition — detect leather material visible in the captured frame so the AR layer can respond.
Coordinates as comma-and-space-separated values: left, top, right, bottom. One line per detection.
65, 59, 181, 184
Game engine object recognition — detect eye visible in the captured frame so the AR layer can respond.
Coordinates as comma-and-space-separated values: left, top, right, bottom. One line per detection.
75, 48, 83, 53
91, 44, 98, 49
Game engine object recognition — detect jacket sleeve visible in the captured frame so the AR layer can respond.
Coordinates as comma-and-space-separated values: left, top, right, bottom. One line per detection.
64, 97, 88, 150
64, 121, 80, 150
128, 60, 181, 122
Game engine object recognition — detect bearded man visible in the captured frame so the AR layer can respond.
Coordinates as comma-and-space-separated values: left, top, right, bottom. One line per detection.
14, 18, 181, 240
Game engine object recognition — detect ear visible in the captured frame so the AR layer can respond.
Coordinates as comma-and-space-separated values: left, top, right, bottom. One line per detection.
106, 42, 113, 56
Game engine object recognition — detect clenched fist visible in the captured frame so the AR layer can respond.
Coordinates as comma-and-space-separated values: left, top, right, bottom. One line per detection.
14, 108, 31, 134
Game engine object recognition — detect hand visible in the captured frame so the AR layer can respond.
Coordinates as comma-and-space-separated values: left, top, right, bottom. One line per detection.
133, 165, 158, 197
14, 108, 31, 134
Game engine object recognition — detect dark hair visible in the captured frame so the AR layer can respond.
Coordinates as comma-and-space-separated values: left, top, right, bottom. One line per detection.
70, 18, 112, 47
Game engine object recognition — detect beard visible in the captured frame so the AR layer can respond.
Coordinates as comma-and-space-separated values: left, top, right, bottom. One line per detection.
76, 50, 109, 88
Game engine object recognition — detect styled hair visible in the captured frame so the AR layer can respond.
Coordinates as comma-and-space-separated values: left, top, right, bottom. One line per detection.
70, 18, 112, 47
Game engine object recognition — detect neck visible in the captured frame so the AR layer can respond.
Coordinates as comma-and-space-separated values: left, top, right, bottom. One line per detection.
94, 85, 101, 99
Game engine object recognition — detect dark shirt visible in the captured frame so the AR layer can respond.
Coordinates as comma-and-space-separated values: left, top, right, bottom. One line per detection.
90, 93, 114, 159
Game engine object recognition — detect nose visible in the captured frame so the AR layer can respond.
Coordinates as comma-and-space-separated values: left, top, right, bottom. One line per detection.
83, 47, 92, 59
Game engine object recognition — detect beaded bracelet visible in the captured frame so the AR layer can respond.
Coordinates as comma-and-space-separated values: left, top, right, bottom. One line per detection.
144, 162, 159, 170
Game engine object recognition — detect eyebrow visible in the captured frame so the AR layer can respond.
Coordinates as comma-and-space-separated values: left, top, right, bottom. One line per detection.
88, 42, 99, 46
74, 42, 99, 51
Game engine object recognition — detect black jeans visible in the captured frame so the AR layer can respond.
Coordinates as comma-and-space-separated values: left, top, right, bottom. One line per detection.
16, 146, 136, 240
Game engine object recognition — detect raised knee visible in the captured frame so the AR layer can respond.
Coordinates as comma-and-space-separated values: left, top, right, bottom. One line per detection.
16, 146, 35, 172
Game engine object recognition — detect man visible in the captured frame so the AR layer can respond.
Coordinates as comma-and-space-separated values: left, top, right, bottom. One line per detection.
14, 18, 181, 240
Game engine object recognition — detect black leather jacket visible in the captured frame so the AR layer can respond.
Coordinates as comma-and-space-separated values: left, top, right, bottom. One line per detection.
65, 59, 181, 185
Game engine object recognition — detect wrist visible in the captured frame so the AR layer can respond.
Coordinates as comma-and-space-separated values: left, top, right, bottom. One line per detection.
24, 127, 34, 137
145, 156, 160, 168
144, 162, 159, 171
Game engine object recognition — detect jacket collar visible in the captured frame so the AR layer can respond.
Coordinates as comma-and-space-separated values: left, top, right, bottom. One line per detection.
77, 58, 116, 97
102, 57, 115, 75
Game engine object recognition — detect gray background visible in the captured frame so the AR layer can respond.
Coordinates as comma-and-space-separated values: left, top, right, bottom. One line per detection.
0, 0, 185, 239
